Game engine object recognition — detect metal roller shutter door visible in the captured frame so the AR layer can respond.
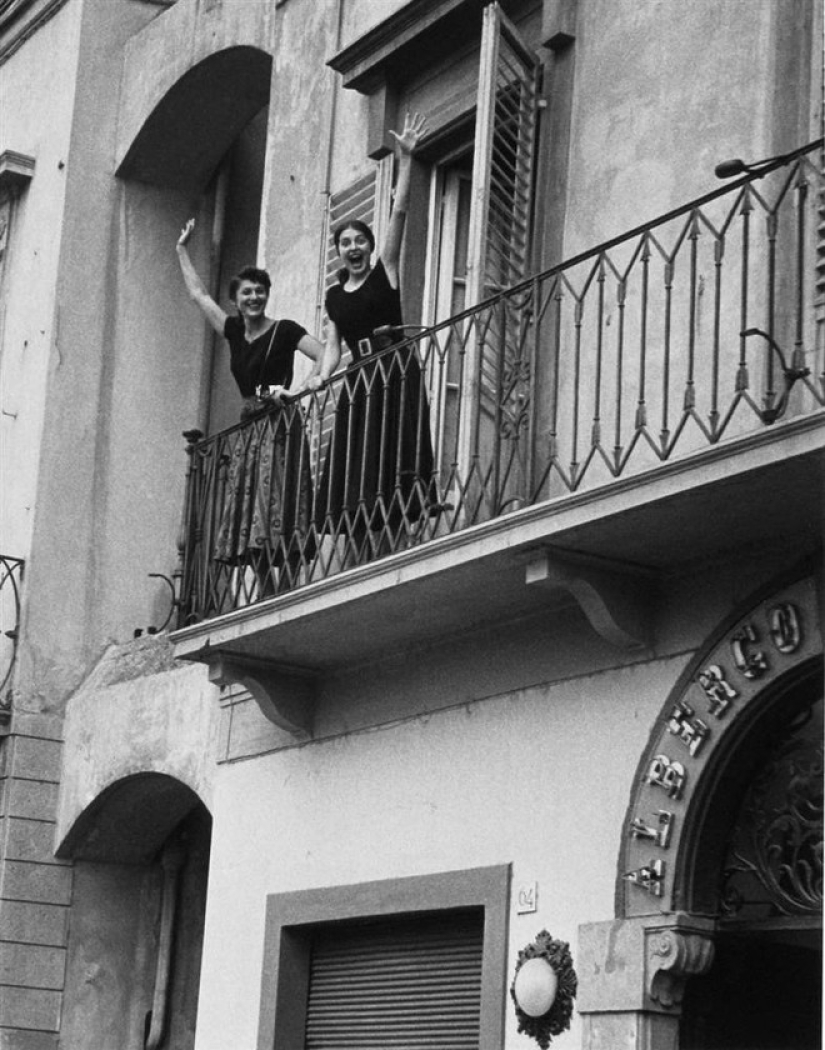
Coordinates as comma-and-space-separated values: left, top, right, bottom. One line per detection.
305, 910, 484, 1050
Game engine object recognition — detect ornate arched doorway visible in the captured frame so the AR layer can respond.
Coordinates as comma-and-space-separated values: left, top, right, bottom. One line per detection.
680, 663, 822, 1049
578, 571, 822, 1050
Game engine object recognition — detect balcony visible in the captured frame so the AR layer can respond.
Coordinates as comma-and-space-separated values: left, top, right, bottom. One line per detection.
172, 143, 825, 721
0, 555, 24, 734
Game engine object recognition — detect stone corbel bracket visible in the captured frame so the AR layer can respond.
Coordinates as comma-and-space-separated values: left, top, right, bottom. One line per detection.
645, 921, 715, 1010
525, 548, 656, 650
208, 654, 317, 739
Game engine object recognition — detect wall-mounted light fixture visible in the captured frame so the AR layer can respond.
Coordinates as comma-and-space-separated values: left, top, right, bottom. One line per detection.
510, 931, 577, 1049
740, 328, 811, 425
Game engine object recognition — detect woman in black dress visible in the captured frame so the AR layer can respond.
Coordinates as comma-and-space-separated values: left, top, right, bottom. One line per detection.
315, 112, 436, 560
176, 221, 324, 591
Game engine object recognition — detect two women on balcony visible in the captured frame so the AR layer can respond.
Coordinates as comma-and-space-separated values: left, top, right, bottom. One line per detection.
175, 110, 436, 588
315, 111, 436, 563
176, 222, 325, 593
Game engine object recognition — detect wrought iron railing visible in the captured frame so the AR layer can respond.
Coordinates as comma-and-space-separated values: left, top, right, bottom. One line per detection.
177, 142, 825, 626
0, 554, 23, 728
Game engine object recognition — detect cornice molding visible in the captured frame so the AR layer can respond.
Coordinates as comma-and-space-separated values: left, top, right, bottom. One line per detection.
328, 0, 484, 92
0, 150, 35, 191
0, 0, 70, 67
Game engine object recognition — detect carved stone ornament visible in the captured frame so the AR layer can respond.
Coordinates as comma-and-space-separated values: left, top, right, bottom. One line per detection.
510, 931, 577, 1049
645, 925, 715, 1009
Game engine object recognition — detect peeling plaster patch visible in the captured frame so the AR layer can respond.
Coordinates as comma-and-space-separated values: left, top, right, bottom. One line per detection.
80, 633, 182, 690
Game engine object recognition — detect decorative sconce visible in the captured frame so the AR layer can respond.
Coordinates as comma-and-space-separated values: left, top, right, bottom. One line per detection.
741, 327, 811, 425
510, 931, 577, 1049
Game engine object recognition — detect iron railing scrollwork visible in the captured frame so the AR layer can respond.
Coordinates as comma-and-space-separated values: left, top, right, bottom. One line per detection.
720, 697, 823, 919
0, 554, 24, 729
176, 142, 825, 626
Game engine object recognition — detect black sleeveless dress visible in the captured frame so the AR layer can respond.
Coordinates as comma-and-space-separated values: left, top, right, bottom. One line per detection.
316, 260, 435, 535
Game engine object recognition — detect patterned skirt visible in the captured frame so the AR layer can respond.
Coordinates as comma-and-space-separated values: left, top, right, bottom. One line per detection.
214, 405, 314, 565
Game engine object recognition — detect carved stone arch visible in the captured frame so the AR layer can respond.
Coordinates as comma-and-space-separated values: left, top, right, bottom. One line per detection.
577, 569, 822, 1050
676, 656, 822, 919
618, 571, 821, 920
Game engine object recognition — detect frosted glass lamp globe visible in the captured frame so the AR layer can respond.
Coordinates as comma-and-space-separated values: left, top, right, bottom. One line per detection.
513, 957, 558, 1018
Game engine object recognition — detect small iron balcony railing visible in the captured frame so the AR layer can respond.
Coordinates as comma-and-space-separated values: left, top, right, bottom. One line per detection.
0, 554, 24, 728
177, 141, 825, 626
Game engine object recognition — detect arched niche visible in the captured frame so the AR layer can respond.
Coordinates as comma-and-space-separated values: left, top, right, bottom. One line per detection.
113, 46, 273, 434
578, 569, 822, 1050
57, 773, 213, 1050
117, 45, 272, 195
57, 771, 206, 863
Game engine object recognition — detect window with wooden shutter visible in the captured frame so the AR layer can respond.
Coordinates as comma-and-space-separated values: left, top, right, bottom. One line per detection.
304, 910, 484, 1050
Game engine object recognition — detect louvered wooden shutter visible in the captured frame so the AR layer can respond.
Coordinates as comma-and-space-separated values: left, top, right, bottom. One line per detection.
458, 1, 540, 513
466, 1, 540, 308
304, 911, 484, 1050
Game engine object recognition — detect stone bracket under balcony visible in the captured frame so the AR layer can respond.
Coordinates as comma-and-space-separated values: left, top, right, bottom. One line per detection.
207, 654, 317, 739
525, 548, 655, 650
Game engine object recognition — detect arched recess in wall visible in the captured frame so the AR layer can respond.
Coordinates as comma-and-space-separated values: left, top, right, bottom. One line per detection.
116, 45, 273, 434
57, 773, 212, 1050
117, 46, 272, 197
617, 568, 822, 1048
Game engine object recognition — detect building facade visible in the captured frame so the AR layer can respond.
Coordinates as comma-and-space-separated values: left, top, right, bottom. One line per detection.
0, 0, 822, 1048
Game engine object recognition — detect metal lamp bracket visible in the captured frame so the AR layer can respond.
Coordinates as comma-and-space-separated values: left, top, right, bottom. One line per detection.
208, 654, 317, 739
525, 548, 654, 650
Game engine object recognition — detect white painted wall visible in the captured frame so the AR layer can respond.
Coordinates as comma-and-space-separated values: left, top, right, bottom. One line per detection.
193, 654, 682, 1050
0, 1, 82, 559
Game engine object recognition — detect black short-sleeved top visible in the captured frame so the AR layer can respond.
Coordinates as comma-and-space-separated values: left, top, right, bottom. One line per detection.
223, 315, 307, 397
325, 259, 402, 361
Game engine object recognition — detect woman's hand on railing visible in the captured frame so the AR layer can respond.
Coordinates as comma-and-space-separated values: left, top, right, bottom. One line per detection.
302, 374, 326, 393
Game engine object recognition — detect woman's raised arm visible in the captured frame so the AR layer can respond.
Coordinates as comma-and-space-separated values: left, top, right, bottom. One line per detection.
381, 112, 427, 287
175, 219, 227, 335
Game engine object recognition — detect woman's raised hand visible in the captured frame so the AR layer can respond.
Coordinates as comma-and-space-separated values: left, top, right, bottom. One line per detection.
390, 112, 427, 156
177, 218, 195, 248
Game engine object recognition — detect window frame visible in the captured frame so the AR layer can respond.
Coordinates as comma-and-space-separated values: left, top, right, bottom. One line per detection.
256, 864, 511, 1050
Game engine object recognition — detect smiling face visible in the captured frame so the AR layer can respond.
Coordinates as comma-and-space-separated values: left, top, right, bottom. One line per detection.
233, 278, 269, 321
336, 225, 373, 280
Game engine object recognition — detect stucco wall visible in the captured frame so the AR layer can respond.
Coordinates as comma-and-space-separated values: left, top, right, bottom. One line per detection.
195, 656, 674, 1050
0, 0, 82, 559
55, 635, 219, 846
190, 544, 806, 1050
14, 0, 208, 710
562, 0, 809, 253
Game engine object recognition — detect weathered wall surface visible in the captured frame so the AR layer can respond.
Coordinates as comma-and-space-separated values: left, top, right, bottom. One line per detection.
562, 0, 812, 253
0, 0, 82, 560
55, 635, 218, 848
15, 0, 207, 711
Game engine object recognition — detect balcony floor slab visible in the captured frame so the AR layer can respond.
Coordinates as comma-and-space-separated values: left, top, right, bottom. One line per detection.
172, 414, 824, 675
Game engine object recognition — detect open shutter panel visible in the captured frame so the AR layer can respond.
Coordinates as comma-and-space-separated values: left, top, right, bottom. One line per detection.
304, 911, 484, 1050
466, 1, 540, 307
458, 1, 540, 517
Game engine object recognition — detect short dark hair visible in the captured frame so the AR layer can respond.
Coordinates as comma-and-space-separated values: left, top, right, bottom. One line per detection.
333, 220, 375, 253
229, 266, 272, 301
